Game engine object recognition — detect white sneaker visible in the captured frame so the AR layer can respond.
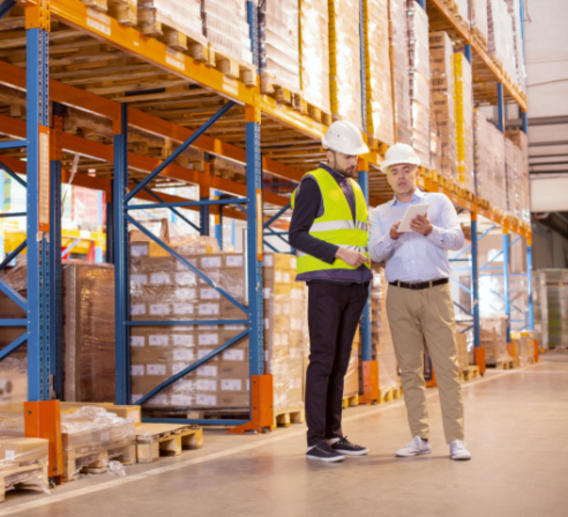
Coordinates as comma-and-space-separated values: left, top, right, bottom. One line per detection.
449, 440, 471, 461
395, 436, 432, 457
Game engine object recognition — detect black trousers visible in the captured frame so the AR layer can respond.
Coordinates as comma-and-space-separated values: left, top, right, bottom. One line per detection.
305, 281, 369, 446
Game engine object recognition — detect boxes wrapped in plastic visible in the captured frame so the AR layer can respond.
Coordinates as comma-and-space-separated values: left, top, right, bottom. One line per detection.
487, 0, 517, 85
260, 0, 300, 94
429, 32, 456, 179
505, 130, 530, 223
202, 0, 253, 64
366, 0, 394, 145
389, 0, 412, 144
300, 0, 331, 114
506, 0, 526, 91
480, 316, 510, 364
453, 52, 474, 191
469, 0, 488, 45
533, 270, 568, 349
329, 0, 363, 128
0, 437, 49, 496
0, 402, 25, 437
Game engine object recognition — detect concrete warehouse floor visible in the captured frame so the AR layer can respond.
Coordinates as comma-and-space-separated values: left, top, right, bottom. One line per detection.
1, 351, 567, 517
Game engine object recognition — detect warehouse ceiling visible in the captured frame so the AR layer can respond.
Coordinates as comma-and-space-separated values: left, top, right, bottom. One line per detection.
524, 0, 568, 229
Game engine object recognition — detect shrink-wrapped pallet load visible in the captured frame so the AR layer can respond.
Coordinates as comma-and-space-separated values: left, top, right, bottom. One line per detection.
487, 0, 516, 83
300, 0, 331, 115
365, 0, 394, 145
429, 32, 456, 179
506, 129, 530, 223
328, 0, 363, 129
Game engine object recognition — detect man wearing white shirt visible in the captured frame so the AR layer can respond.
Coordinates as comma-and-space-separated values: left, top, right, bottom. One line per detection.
369, 143, 471, 461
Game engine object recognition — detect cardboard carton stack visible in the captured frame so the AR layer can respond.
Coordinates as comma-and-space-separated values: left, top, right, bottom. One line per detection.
487, 0, 516, 83
470, 0, 488, 45
506, 129, 530, 223
300, 0, 331, 114
429, 32, 457, 180
480, 316, 510, 364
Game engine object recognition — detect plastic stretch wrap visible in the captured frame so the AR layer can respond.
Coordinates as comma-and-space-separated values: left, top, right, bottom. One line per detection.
454, 0, 469, 21
505, 130, 530, 223
370, 270, 399, 392
480, 316, 510, 364
0, 358, 26, 406
0, 437, 49, 496
202, 0, 253, 64
260, 0, 300, 93
0, 402, 25, 437
61, 406, 135, 453
487, 0, 517, 85
474, 109, 507, 211
453, 52, 474, 191
510, 330, 535, 367
389, 0, 412, 144
533, 270, 568, 349
300, 0, 331, 113
470, 0, 488, 44
138, 0, 204, 43
366, 0, 394, 144
429, 32, 456, 179
506, 0, 526, 91
407, 2, 431, 167
0, 264, 28, 360
62, 261, 116, 402
328, 0, 363, 128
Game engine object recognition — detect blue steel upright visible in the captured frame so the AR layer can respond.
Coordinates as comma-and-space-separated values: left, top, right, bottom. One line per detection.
357, 169, 372, 362
470, 214, 480, 349
26, 17, 51, 401
503, 232, 511, 343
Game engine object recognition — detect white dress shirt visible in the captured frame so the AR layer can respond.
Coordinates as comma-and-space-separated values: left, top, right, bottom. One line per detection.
369, 189, 465, 282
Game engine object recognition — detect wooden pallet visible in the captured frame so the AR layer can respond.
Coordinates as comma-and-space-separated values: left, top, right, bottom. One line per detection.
379, 386, 402, 404
135, 423, 203, 463
79, 0, 108, 12
460, 365, 480, 382
62, 441, 136, 482
207, 46, 256, 86
272, 408, 304, 429
496, 359, 515, 370
0, 463, 49, 502
342, 394, 359, 408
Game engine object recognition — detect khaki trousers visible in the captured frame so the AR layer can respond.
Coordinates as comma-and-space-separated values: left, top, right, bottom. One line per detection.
386, 282, 464, 443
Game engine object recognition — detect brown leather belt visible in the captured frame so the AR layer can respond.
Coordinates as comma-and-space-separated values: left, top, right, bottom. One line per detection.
389, 278, 449, 290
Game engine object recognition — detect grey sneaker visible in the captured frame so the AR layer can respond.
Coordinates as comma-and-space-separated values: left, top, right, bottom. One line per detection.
395, 436, 432, 457
449, 440, 471, 461
306, 441, 345, 463
329, 436, 368, 456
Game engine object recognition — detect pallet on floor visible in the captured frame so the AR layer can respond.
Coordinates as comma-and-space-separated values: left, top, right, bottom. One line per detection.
272, 408, 304, 429
0, 462, 49, 502
487, 359, 515, 370
62, 441, 136, 482
343, 394, 359, 408
379, 386, 402, 404
460, 365, 480, 382
135, 423, 203, 463
207, 46, 256, 86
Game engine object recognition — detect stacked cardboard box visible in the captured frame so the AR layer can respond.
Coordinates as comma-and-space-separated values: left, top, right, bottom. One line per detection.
453, 52, 474, 192
262, 253, 306, 413
328, 0, 363, 129
260, 0, 300, 94
429, 32, 457, 179
506, 0, 526, 90
407, 2, 431, 166
389, 0, 412, 144
487, 0, 517, 84
506, 130, 530, 223
366, 0, 394, 145
470, 0, 488, 45
300, 0, 331, 114
504, 136, 526, 221
0, 437, 49, 496
454, 0, 470, 21
202, 0, 253, 64
480, 316, 510, 364
533, 270, 568, 349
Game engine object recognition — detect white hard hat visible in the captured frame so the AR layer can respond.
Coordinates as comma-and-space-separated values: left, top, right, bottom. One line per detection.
322, 120, 369, 156
380, 142, 421, 172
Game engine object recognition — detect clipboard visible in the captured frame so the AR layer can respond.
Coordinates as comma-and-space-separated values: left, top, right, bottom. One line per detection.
398, 203, 429, 232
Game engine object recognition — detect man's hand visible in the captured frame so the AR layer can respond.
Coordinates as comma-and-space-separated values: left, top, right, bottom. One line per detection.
390, 221, 403, 240
410, 214, 433, 236
335, 247, 368, 267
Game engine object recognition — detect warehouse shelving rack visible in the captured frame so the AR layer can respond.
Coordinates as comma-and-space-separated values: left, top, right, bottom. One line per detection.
0, 0, 532, 427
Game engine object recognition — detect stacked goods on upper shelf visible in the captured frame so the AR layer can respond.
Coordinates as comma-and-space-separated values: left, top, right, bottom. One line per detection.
300, 0, 331, 115
480, 316, 511, 364
504, 135, 527, 222
454, 0, 470, 22
389, 0, 412, 144
328, 0, 363, 128
505, 129, 530, 223
260, 0, 300, 94
429, 32, 457, 180
505, 0, 527, 91
202, 0, 253, 64
365, 0, 395, 146
407, 1, 431, 167
470, 0, 489, 46
474, 109, 506, 211
453, 51, 474, 192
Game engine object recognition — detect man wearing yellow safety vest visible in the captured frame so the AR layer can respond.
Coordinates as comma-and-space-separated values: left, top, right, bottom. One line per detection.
289, 120, 372, 463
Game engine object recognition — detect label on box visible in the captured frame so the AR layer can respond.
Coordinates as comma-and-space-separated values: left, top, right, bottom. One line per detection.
225, 255, 243, 267
224, 324, 246, 331
131, 304, 146, 316
173, 348, 194, 361
147, 364, 167, 375
275, 271, 282, 283
223, 349, 245, 361
5, 450, 15, 461
173, 379, 195, 392
264, 318, 270, 330
153, 394, 169, 405
173, 303, 194, 315
170, 394, 193, 406
198, 303, 219, 316
173, 334, 193, 346
149, 334, 169, 346
130, 336, 145, 347
171, 362, 185, 375
131, 394, 142, 404
199, 333, 219, 346
291, 318, 302, 330
150, 272, 171, 285
200, 288, 220, 300
291, 288, 303, 300
197, 364, 218, 377
150, 303, 170, 316
131, 365, 145, 376
200, 325, 217, 331
221, 379, 242, 391
176, 272, 197, 285
130, 244, 148, 257
197, 379, 217, 391
131, 274, 148, 286
263, 288, 272, 299
176, 288, 196, 299
201, 256, 222, 269
196, 394, 217, 406
263, 254, 274, 267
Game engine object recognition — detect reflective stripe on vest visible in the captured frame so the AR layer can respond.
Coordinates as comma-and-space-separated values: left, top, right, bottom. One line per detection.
292, 167, 370, 275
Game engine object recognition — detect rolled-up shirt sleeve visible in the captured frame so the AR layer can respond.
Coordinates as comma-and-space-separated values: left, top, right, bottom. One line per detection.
426, 196, 465, 250
369, 207, 403, 263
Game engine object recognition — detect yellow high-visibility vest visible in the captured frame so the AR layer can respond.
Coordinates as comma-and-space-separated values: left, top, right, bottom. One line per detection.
291, 167, 370, 275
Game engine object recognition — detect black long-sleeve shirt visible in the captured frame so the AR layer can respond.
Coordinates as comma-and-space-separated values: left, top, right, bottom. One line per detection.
289, 163, 372, 284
